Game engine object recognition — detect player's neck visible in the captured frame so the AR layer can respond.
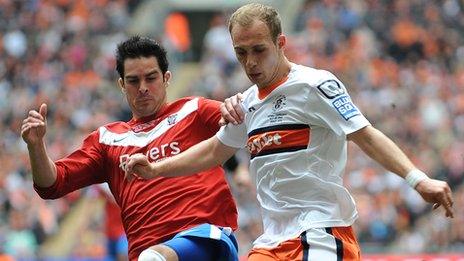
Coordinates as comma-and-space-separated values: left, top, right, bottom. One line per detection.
257, 60, 291, 99
257, 58, 291, 90
131, 103, 168, 123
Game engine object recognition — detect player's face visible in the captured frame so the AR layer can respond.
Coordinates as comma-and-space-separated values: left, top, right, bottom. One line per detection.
118, 56, 170, 119
231, 19, 285, 88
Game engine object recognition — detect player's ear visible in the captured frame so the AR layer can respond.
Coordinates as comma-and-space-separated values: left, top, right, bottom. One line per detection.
277, 34, 286, 49
163, 71, 172, 88
118, 78, 126, 93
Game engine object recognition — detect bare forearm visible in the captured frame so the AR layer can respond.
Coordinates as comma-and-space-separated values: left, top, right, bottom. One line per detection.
157, 136, 237, 177
349, 126, 455, 218
27, 141, 57, 187
349, 126, 415, 178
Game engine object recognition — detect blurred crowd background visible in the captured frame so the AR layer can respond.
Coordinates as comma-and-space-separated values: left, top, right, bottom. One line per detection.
1, 0, 463, 260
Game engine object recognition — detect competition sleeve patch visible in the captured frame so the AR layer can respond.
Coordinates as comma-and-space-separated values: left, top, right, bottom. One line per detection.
247, 124, 310, 159
332, 95, 360, 120
316, 79, 345, 99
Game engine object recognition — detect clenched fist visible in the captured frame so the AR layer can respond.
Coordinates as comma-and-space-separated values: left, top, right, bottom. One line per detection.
21, 103, 48, 145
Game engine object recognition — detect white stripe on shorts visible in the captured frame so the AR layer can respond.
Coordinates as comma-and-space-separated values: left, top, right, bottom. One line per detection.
303, 228, 340, 261
209, 225, 222, 240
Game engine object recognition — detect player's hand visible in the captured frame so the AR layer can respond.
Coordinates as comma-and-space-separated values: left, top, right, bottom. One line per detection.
219, 93, 244, 126
124, 153, 158, 181
21, 103, 48, 146
415, 178, 454, 218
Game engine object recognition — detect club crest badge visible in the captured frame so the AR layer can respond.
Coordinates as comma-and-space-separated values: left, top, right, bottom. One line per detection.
272, 95, 287, 112
167, 114, 177, 125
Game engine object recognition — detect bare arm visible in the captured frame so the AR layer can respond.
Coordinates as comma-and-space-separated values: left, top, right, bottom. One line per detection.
21, 103, 57, 187
347, 126, 415, 178
125, 136, 238, 180
348, 125, 454, 218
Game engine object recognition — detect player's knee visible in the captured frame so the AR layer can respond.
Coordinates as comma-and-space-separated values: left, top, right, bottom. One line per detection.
138, 248, 167, 261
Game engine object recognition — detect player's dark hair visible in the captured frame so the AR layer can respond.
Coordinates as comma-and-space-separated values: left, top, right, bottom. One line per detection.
116, 35, 169, 78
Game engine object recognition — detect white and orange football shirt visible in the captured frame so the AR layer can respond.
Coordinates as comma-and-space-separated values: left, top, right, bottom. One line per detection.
216, 63, 370, 249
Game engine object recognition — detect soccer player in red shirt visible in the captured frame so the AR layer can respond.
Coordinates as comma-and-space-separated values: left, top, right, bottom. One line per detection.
21, 36, 239, 261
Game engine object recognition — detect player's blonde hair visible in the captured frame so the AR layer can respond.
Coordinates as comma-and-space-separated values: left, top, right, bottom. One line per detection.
228, 3, 282, 42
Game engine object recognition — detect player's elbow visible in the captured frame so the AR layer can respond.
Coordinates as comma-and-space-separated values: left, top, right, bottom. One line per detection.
35, 191, 61, 200
348, 126, 378, 146
34, 184, 64, 200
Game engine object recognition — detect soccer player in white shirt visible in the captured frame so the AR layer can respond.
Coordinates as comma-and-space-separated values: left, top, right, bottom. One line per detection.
124, 3, 454, 260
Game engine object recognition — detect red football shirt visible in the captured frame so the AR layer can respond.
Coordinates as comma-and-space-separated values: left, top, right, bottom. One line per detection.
34, 97, 238, 260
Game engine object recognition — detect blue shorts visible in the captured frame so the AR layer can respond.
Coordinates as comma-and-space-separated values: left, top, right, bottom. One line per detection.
163, 224, 238, 261
106, 235, 128, 260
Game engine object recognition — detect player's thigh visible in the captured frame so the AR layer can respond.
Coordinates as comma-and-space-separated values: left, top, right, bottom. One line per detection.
145, 244, 179, 261
163, 236, 220, 261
